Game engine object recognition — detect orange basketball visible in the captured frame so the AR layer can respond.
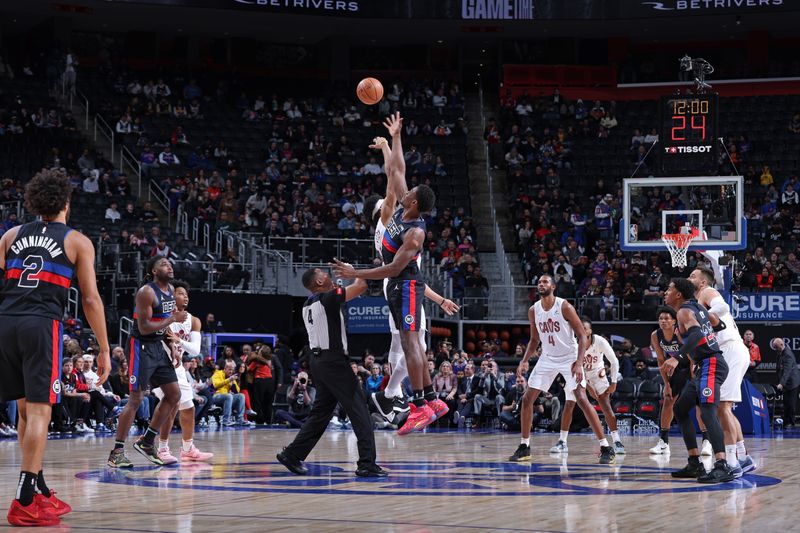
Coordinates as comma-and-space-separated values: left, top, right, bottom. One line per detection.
356, 77, 383, 105
511, 327, 522, 336
465, 329, 476, 340
465, 342, 475, 353
501, 341, 510, 353
500, 330, 510, 341
476, 330, 487, 341
489, 330, 499, 340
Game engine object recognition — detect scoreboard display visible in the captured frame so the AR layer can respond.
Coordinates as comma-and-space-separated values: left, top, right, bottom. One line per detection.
660, 94, 718, 174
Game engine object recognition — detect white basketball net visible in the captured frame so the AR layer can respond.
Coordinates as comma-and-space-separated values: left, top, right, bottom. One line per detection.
662, 233, 695, 268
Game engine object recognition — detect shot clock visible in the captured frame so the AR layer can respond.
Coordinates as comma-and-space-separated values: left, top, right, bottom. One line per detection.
660, 93, 718, 174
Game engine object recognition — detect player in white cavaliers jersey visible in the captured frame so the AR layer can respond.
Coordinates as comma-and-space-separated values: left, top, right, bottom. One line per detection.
362, 133, 459, 427
508, 275, 615, 465
689, 265, 756, 477
152, 281, 213, 463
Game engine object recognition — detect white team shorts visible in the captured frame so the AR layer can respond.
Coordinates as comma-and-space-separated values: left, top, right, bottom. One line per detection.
527, 355, 586, 402
583, 368, 610, 396
384, 278, 427, 336
153, 365, 194, 411
719, 341, 749, 403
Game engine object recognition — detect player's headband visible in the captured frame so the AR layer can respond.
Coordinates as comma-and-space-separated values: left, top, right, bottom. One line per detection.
372, 199, 384, 219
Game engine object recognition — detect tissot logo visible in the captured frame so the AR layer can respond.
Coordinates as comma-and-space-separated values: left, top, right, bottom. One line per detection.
642, 0, 783, 12
664, 145, 712, 153
462, 0, 534, 19
232, 0, 359, 12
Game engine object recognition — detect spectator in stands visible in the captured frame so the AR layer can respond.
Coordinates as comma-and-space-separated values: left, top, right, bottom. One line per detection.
756, 267, 774, 291
454, 362, 480, 427
743, 330, 761, 382
83, 170, 100, 194
633, 358, 649, 380
434, 120, 452, 137
594, 194, 613, 241
150, 238, 170, 258
773, 338, 800, 428
782, 184, 799, 206
433, 361, 457, 425
275, 372, 314, 428
81, 354, 120, 432
211, 360, 252, 427
116, 114, 131, 134
365, 365, 383, 394
600, 112, 618, 130
58, 358, 91, 434
140, 146, 158, 174
247, 345, 276, 425
159, 145, 181, 166
465, 266, 489, 294
499, 375, 527, 431
141, 202, 159, 223
105, 201, 121, 223
789, 112, 800, 134
644, 128, 659, 145
171, 126, 190, 146
761, 165, 774, 188
78, 148, 95, 177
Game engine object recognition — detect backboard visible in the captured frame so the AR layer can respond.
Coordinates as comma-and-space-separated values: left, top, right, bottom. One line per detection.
620, 175, 746, 251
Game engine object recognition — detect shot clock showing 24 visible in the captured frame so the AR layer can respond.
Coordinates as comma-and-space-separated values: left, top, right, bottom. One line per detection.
660, 93, 719, 173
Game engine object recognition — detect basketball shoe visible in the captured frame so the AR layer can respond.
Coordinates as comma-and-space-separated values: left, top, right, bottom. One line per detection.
157, 446, 179, 465
649, 439, 670, 455
34, 491, 72, 516
508, 443, 532, 462
7, 499, 60, 527
672, 457, 706, 478
397, 403, 435, 436
133, 438, 165, 465
371, 391, 409, 424
427, 399, 449, 421
107, 448, 134, 468
549, 440, 568, 453
599, 446, 616, 465
180, 445, 214, 462
697, 459, 735, 483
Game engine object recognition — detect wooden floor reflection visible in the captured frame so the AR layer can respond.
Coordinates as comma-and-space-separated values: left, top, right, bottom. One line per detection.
0, 427, 797, 533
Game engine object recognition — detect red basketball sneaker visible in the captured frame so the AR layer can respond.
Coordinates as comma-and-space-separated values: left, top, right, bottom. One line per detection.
34, 491, 72, 517
427, 399, 449, 421
7, 499, 60, 527
397, 403, 436, 436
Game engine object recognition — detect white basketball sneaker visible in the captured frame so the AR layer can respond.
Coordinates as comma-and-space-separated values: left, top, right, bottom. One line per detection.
649, 439, 670, 455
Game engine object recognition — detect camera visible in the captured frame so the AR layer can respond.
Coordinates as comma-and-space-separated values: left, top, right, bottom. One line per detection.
299, 377, 307, 385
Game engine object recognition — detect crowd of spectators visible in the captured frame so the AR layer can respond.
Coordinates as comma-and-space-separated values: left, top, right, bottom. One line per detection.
93, 68, 474, 267
490, 90, 800, 320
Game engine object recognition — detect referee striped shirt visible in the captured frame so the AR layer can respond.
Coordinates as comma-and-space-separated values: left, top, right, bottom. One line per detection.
303, 286, 348, 353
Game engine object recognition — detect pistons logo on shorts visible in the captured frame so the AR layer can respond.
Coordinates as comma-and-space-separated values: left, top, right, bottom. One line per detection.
404, 314, 415, 325
702, 387, 713, 398
51, 379, 61, 395
129, 375, 138, 385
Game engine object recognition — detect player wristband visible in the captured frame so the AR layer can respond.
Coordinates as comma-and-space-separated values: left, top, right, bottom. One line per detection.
440, 297, 446, 306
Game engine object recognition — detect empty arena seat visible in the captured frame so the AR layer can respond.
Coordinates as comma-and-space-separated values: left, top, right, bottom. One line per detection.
635, 379, 662, 420
612, 378, 640, 415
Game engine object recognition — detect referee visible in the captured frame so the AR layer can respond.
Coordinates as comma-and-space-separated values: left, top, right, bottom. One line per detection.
277, 267, 387, 478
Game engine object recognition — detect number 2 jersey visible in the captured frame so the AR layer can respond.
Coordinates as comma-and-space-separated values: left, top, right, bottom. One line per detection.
680, 300, 722, 362
0, 221, 74, 320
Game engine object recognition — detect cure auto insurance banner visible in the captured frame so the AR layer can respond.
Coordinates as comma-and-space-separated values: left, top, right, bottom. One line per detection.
106, 0, 798, 19
346, 296, 390, 334
729, 292, 800, 322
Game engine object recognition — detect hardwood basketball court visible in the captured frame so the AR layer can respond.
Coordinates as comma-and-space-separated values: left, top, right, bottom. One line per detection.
1, 427, 794, 532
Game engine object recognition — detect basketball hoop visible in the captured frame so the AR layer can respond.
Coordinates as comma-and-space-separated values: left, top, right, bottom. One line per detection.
662, 233, 695, 268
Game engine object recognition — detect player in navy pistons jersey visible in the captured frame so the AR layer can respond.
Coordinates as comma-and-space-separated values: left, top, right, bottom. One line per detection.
107, 256, 185, 469
663, 278, 733, 483
333, 112, 440, 435
362, 125, 459, 430
0, 169, 110, 526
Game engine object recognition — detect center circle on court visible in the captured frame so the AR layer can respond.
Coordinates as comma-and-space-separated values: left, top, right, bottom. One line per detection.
76, 461, 780, 497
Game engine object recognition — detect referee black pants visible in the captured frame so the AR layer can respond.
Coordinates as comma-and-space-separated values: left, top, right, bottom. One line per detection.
284, 350, 377, 468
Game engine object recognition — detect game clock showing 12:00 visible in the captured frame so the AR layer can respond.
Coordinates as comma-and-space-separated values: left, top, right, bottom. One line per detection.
661, 94, 718, 151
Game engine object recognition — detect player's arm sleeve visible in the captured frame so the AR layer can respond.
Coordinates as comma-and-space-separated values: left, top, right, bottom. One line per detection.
707, 296, 730, 318
180, 331, 202, 357
599, 337, 619, 382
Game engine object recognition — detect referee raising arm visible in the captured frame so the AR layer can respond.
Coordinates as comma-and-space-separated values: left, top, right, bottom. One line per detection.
277, 267, 387, 478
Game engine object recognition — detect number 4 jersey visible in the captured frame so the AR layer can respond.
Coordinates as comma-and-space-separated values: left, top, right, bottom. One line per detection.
0, 221, 74, 320
534, 297, 578, 364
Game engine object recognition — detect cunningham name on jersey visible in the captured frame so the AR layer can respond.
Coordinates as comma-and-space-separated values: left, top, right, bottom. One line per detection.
10, 235, 64, 258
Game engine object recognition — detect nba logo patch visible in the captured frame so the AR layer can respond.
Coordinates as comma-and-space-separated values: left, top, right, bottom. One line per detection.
404, 314, 414, 325
702, 387, 713, 398
51, 379, 61, 395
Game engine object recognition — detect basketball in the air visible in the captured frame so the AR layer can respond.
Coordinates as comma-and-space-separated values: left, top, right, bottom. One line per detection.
356, 77, 383, 105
